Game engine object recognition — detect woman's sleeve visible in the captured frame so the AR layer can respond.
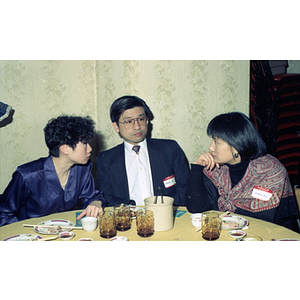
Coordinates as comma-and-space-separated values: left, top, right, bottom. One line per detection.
79, 163, 107, 209
0, 171, 29, 226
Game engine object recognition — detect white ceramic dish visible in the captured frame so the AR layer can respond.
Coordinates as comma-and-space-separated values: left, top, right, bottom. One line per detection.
58, 231, 75, 241
228, 230, 246, 239
243, 234, 263, 241
81, 217, 98, 232
110, 236, 129, 241
34, 219, 75, 235
221, 215, 249, 230
78, 238, 94, 241
3, 234, 43, 241
190, 213, 202, 228
277, 238, 299, 241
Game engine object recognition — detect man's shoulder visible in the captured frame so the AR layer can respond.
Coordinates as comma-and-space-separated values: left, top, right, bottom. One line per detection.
98, 143, 123, 158
147, 138, 178, 146
147, 138, 181, 152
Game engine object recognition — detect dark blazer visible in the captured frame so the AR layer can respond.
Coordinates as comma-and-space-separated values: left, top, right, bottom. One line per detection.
96, 138, 189, 206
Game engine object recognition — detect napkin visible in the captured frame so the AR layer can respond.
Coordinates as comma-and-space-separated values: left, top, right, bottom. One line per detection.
75, 212, 85, 227
173, 210, 187, 218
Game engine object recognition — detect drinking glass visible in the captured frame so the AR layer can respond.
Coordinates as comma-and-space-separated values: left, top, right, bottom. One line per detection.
114, 204, 131, 231
201, 212, 221, 241
136, 210, 154, 237
99, 211, 116, 238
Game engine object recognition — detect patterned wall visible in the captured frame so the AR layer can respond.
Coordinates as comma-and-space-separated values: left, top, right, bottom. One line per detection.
0, 60, 249, 192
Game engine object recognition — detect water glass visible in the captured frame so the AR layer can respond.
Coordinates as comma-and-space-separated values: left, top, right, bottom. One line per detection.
201, 212, 221, 241
99, 211, 116, 238
136, 210, 154, 237
114, 204, 131, 231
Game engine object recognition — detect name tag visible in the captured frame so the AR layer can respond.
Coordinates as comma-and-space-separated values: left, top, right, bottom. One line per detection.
251, 186, 273, 201
163, 175, 176, 188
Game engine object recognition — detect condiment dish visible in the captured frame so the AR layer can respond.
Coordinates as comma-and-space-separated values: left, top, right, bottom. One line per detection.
58, 231, 75, 241
228, 230, 246, 239
110, 236, 129, 241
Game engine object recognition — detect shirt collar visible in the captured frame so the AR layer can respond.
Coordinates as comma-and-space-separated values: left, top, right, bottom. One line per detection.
124, 139, 148, 154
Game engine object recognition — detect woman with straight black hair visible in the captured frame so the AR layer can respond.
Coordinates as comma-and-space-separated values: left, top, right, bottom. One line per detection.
185, 112, 299, 231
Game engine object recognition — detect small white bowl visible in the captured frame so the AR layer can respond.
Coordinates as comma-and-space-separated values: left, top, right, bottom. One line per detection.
110, 236, 129, 241
58, 231, 75, 241
228, 230, 246, 239
78, 238, 94, 241
190, 213, 202, 228
81, 217, 98, 232
243, 235, 263, 241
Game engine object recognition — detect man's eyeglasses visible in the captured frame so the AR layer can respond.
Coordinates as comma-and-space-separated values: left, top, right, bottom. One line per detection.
119, 117, 148, 129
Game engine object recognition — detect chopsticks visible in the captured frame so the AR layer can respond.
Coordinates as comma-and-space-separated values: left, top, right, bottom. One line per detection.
35, 236, 59, 241
219, 211, 231, 219
23, 224, 83, 230
195, 211, 230, 232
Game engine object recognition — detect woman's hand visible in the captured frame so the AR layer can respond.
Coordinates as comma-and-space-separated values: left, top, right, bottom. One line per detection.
193, 151, 220, 171
76, 201, 104, 220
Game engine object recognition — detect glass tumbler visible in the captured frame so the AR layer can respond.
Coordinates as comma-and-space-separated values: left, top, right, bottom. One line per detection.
201, 212, 221, 241
99, 211, 116, 238
136, 210, 154, 237
114, 204, 132, 231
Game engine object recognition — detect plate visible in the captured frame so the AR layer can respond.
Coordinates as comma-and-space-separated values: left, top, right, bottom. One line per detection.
34, 219, 75, 235
3, 234, 43, 241
222, 215, 249, 230
78, 238, 94, 241
277, 238, 299, 241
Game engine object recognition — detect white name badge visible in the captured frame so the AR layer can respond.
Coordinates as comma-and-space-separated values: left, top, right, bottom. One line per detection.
251, 185, 273, 201
163, 175, 176, 188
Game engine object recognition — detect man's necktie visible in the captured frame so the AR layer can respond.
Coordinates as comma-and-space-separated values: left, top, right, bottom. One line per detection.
132, 145, 140, 154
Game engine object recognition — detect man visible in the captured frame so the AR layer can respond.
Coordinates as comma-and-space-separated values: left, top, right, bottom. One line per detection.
96, 95, 189, 206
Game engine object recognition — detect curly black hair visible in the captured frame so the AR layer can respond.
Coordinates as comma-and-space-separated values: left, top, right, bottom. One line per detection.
44, 115, 95, 157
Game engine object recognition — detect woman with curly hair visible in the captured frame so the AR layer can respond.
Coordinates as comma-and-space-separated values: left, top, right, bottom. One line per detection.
0, 115, 106, 226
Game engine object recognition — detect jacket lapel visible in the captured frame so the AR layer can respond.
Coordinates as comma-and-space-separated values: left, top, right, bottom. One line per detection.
111, 144, 130, 198
147, 139, 165, 192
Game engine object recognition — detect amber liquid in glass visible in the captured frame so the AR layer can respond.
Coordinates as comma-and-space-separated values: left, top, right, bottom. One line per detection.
137, 229, 154, 238
202, 232, 219, 241
100, 230, 116, 238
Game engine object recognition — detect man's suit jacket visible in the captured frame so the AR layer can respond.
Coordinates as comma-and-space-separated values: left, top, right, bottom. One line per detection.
96, 138, 189, 206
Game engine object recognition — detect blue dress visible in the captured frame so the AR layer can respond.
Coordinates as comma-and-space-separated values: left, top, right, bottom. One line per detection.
0, 156, 107, 226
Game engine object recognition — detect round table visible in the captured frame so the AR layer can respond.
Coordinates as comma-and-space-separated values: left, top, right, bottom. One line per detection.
1, 207, 300, 241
